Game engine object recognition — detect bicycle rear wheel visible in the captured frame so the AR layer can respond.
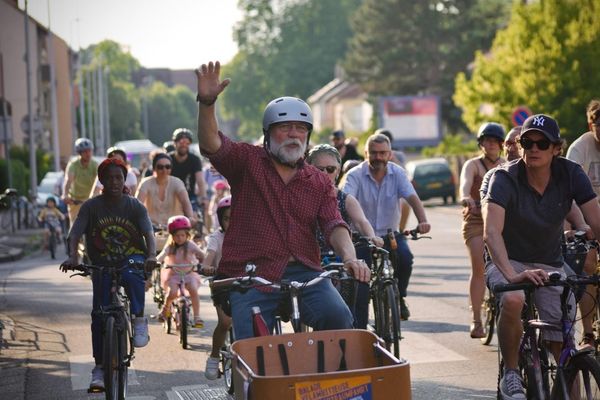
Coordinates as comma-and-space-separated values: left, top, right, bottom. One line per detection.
222, 328, 234, 395
552, 353, 600, 399
481, 290, 496, 345
49, 231, 57, 259
103, 316, 119, 400
180, 303, 188, 349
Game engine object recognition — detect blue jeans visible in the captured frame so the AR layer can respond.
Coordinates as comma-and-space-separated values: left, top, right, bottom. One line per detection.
384, 232, 414, 298
91, 255, 146, 365
230, 264, 354, 340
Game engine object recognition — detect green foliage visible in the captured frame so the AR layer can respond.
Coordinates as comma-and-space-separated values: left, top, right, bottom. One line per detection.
454, 0, 600, 144
145, 82, 197, 145
221, 0, 361, 140
108, 81, 143, 142
0, 158, 28, 195
83, 40, 141, 82
9, 145, 52, 184
344, 0, 511, 133
421, 134, 479, 157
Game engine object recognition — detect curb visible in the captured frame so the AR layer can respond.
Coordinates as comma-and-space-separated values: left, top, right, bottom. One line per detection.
0, 244, 23, 263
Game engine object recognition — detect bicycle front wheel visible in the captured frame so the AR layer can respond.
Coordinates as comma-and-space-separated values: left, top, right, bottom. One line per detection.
481, 290, 496, 346
49, 231, 57, 259
222, 328, 234, 395
552, 353, 600, 399
520, 341, 549, 400
180, 303, 188, 349
103, 316, 119, 400
382, 283, 401, 358
117, 319, 129, 400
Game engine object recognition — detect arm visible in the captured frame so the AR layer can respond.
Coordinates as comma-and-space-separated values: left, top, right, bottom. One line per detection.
345, 194, 384, 247
90, 177, 101, 198
405, 193, 430, 234
329, 226, 370, 283
177, 187, 195, 221
195, 61, 230, 154
62, 168, 75, 203
579, 198, 600, 239
135, 180, 147, 204
459, 159, 478, 208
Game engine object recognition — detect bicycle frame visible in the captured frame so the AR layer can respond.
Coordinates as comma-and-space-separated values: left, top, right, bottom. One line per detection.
495, 273, 600, 399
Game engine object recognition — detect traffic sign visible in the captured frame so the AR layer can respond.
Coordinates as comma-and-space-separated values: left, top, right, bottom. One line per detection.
511, 106, 532, 127
20, 114, 42, 134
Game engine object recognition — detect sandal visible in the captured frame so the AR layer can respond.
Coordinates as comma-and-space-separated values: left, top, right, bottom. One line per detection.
470, 321, 485, 339
193, 317, 204, 328
580, 332, 595, 349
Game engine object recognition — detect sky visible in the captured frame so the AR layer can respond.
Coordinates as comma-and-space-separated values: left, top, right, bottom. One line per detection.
20, 0, 242, 70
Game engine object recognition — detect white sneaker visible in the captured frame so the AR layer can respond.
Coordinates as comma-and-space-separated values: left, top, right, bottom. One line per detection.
89, 365, 104, 390
133, 316, 149, 347
204, 356, 220, 380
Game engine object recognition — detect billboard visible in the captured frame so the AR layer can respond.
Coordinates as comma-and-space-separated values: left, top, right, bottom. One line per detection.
378, 95, 442, 148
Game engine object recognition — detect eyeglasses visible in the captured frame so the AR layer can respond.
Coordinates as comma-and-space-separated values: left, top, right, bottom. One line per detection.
155, 164, 172, 170
275, 122, 309, 134
316, 165, 337, 174
518, 137, 552, 151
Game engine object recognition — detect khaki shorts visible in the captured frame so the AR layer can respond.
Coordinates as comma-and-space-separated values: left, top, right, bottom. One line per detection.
485, 259, 575, 342
462, 211, 483, 244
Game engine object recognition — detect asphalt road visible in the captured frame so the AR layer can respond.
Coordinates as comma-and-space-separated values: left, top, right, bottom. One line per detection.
0, 202, 501, 399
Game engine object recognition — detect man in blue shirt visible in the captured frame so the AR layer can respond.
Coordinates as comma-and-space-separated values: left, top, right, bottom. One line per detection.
343, 133, 431, 319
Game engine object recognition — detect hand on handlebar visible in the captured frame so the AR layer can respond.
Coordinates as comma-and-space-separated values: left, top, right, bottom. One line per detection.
60, 256, 78, 273
144, 258, 159, 274
344, 259, 370, 283
415, 222, 431, 234
370, 236, 384, 248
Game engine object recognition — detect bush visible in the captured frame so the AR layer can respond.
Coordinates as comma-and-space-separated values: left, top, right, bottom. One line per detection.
0, 158, 29, 196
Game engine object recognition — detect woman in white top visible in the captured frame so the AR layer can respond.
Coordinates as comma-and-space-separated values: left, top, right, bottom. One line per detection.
135, 153, 195, 227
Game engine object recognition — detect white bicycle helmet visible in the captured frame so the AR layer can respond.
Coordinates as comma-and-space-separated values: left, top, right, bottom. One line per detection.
74, 138, 93, 153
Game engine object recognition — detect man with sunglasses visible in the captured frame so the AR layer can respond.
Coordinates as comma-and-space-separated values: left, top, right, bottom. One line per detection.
482, 113, 600, 400
565, 99, 600, 347
343, 132, 431, 321
194, 61, 370, 341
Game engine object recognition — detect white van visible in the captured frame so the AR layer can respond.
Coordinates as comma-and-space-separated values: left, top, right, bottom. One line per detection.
113, 139, 160, 169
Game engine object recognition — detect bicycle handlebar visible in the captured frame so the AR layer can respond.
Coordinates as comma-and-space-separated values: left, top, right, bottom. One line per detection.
210, 268, 352, 291
493, 273, 600, 294
404, 228, 431, 240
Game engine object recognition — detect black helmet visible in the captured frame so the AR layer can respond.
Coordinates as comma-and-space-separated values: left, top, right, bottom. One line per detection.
477, 122, 505, 142
172, 128, 194, 143
106, 146, 127, 161
163, 140, 175, 153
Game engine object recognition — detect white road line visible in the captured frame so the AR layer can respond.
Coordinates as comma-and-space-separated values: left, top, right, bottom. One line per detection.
399, 331, 468, 365
69, 354, 140, 391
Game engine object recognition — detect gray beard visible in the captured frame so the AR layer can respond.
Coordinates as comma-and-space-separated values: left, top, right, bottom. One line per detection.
269, 139, 306, 165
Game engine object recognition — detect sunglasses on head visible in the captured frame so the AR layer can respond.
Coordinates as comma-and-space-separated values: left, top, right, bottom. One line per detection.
518, 137, 552, 151
155, 164, 172, 170
316, 165, 337, 174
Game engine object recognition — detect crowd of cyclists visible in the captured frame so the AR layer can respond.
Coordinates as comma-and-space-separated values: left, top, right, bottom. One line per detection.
47, 59, 600, 399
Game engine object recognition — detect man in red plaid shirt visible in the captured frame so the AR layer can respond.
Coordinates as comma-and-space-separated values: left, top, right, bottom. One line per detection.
195, 61, 370, 340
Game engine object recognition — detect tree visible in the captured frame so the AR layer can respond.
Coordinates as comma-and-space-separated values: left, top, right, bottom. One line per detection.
344, 0, 510, 133
145, 82, 197, 145
109, 81, 143, 142
221, 0, 361, 140
454, 0, 600, 142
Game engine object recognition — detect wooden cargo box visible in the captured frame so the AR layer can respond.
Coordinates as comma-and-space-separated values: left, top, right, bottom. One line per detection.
231, 329, 411, 400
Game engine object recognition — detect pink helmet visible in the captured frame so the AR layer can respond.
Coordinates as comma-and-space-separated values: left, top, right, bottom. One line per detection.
167, 215, 191, 234
217, 196, 232, 210
213, 179, 229, 191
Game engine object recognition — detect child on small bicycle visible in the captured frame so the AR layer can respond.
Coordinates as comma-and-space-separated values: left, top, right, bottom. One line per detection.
157, 215, 206, 328
38, 196, 65, 251
203, 196, 232, 380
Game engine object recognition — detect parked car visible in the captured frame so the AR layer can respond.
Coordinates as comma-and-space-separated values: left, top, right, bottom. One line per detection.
36, 171, 64, 206
405, 158, 456, 204
113, 139, 160, 170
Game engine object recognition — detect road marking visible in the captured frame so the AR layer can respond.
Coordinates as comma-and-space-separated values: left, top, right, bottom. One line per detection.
399, 331, 468, 364
69, 354, 140, 391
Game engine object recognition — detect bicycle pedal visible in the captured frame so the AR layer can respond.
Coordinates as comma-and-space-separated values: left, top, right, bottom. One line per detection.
88, 386, 105, 394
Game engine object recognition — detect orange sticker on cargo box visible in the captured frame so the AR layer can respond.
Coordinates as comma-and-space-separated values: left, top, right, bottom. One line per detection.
295, 375, 372, 400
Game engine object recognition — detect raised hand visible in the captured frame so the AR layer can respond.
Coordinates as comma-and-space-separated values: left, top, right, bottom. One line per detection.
194, 61, 231, 105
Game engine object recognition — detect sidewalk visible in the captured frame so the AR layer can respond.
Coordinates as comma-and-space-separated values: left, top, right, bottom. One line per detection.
0, 228, 45, 263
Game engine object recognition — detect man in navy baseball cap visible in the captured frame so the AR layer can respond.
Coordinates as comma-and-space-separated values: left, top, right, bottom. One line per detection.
520, 114, 561, 143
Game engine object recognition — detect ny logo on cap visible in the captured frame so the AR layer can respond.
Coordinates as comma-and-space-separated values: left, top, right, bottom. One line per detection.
532, 116, 545, 126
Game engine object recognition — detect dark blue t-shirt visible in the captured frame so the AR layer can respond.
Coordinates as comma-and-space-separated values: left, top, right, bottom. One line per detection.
482, 157, 596, 266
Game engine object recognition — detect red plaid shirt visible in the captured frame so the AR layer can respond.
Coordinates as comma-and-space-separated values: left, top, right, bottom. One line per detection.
202, 132, 349, 282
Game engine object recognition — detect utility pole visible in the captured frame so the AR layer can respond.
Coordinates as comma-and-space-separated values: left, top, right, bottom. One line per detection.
86, 69, 93, 144
24, 0, 38, 198
0, 54, 13, 188
78, 52, 86, 139
46, 4, 61, 172
103, 67, 110, 147
97, 65, 105, 153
